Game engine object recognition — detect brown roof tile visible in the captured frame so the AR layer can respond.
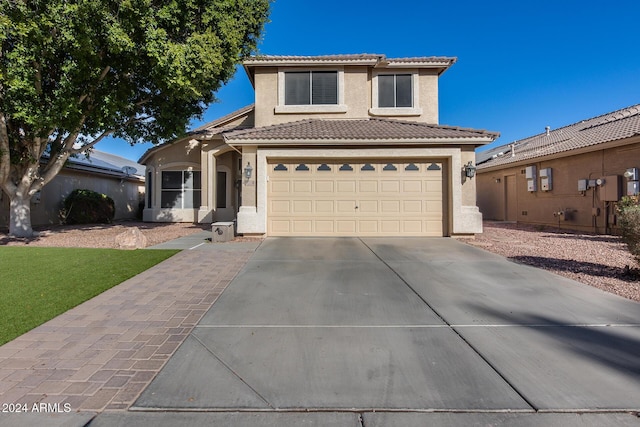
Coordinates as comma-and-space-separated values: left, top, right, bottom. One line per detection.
477, 104, 640, 169
224, 118, 498, 144
244, 54, 457, 67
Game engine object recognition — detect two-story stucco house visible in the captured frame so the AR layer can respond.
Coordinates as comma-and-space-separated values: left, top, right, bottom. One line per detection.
139, 54, 499, 237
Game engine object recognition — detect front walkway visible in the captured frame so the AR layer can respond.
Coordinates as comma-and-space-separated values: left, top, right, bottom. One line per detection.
0, 241, 259, 413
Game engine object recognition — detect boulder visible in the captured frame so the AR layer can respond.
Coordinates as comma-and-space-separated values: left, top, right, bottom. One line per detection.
115, 227, 148, 250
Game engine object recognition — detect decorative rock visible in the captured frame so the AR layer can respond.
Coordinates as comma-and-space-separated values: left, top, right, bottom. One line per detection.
115, 227, 148, 250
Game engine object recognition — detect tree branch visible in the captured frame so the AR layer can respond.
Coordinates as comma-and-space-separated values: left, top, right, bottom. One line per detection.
68, 127, 114, 154
78, 65, 111, 105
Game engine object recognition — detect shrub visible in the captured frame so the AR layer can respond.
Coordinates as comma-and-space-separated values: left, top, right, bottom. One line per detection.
617, 196, 640, 266
63, 189, 115, 224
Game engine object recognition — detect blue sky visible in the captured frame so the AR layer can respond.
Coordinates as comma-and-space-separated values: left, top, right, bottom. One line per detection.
100, 0, 640, 161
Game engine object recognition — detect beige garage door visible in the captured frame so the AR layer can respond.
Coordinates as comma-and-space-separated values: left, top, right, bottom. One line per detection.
267, 160, 446, 236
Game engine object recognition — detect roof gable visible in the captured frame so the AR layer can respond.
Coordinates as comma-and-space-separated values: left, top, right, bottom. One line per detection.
138, 104, 255, 164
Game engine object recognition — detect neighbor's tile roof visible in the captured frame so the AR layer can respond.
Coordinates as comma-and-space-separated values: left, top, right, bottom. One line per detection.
477, 104, 640, 169
224, 118, 498, 143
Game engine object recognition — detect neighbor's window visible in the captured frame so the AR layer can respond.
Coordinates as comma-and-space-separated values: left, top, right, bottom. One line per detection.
285, 71, 338, 105
161, 170, 201, 209
378, 74, 412, 108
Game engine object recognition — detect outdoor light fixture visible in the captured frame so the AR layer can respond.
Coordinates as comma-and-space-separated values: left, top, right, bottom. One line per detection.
464, 161, 477, 178
244, 162, 253, 179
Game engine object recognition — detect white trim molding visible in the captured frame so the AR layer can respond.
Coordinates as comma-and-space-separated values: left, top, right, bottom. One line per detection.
369, 69, 423, 117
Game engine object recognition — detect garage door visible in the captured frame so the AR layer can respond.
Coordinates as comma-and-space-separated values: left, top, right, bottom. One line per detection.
267, 160, 445, 236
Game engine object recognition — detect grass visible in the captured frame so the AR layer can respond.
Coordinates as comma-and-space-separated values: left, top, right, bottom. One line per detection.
0, 247, 180, 346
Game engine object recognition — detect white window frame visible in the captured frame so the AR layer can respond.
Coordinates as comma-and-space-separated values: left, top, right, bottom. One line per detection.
276, 67, 347, 114
370, 70, 422, 117
160, 168, 202, 209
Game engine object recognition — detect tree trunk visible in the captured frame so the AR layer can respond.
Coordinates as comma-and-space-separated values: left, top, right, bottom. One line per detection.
9, 193, 35, 237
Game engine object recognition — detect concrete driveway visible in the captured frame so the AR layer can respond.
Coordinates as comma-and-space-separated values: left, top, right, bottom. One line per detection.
98, 238, 640, 426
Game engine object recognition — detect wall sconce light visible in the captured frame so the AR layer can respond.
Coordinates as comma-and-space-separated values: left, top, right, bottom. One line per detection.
464, 161, 477, 179
244, 162, 253, 179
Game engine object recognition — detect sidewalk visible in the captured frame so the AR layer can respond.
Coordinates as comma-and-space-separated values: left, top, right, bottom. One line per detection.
0, 238, 259, 417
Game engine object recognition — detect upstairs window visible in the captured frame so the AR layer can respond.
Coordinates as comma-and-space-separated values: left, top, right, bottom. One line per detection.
378, 74, 412, 108
284, 71, 338, 105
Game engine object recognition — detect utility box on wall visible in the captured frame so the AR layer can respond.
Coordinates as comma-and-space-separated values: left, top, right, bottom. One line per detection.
526, 165, 537, 192
601, 175, 621, 202
578, 179, 588, 192
540, 168, 552, 191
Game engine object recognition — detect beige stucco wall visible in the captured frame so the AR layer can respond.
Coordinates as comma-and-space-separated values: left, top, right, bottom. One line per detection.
143, 138, 240, 223
460, 147, 477, 206
1, 170, 143, 229
252, 65, 440, 127
419, 69, 439, 124
477, 139, 640, 233
143, 139, 202, 222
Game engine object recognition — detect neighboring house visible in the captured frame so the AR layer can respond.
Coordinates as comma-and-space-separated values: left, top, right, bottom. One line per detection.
0, 150, 145, 228
476, 104, 640, 234
140, 54, 499, 236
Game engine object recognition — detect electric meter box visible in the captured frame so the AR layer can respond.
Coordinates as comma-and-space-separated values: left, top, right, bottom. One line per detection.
540, 168, 552, 191
578, 179, 588, 192
525, 165, 537, 179
527, 180, 537, 192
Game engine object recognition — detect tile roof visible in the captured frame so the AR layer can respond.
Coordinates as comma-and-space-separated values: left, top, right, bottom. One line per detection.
477, 104, 640, 170
245, 54, 385, 62
243, 54, 457, 68
191, 104, 254, 134
138, 104, 255, 164
224, 118, 498, 144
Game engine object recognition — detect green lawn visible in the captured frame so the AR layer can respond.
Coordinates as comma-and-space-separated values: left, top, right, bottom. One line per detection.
0, 247, 179, 346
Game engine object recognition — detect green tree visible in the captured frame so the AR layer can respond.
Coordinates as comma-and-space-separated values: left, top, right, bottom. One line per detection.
0, 0, 270, 237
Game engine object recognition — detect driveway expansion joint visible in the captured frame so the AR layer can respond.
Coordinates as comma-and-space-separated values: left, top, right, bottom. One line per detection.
190, 333, 274, 409
357, 237, 539, 412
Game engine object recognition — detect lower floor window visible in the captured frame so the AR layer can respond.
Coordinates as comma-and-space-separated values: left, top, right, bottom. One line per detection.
161, 170, 201, 209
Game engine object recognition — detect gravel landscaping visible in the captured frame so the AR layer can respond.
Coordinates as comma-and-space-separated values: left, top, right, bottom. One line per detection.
462, 221, 640, 302
2, 220, 638, 302
0, 221, 210, 248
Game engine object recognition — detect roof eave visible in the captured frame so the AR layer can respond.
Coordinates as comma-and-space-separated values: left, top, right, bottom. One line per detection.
243, 58, 383, 67
224, 137, 495, 146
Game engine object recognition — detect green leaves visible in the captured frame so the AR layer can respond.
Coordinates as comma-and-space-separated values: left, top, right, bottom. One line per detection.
1, 0, 270, 146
